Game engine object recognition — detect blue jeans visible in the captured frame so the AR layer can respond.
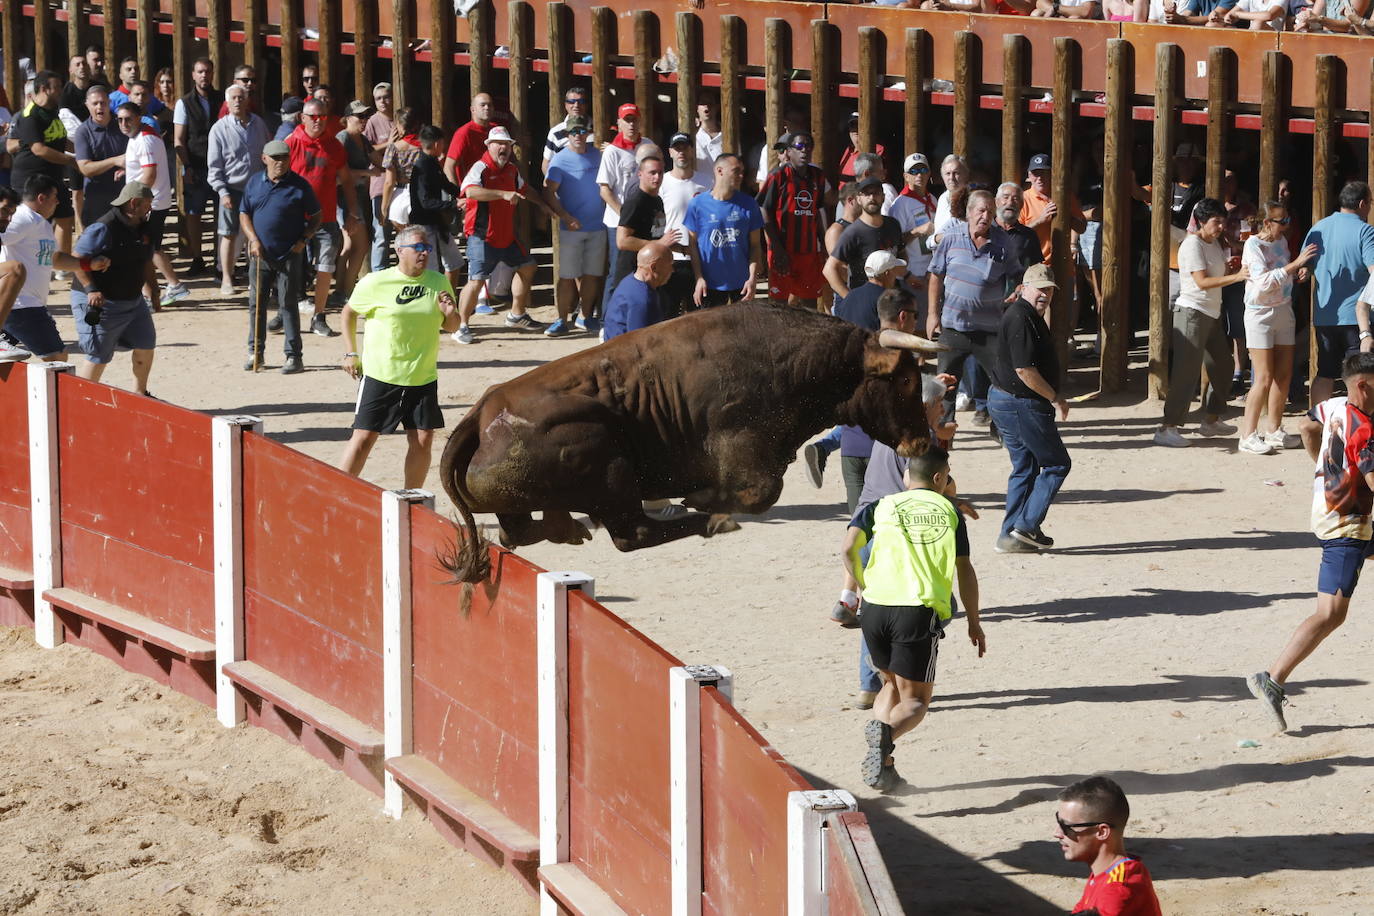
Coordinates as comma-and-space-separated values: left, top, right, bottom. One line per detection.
958, 354, 989, 412
600, 226, 622, 313
986, 387, 1072, 537
370, 196, 390, 272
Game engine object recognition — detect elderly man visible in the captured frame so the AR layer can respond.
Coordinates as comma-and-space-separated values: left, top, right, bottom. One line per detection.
287, 97, 361, 337
759, 130, 831, 310
72, 85, 127, 227
1020, 153, 1086, 264
995, 182, 1046, 290
117, 101, 190, 303
172, 57, 221, 273
337, 225, 461, 490
888, 153, 937, 294
363, 82, 395, 270
207, 84, 270, 296
596, 103, 652, 308
69, 181, 155, 390
543, 114, 606, 335
10, 71, 76, 253
239, 140, 322, 374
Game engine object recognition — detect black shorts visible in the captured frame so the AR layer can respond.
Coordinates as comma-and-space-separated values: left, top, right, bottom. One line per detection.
702, 288, 746, 308
352, 376, 443, 433
53, 180, 73, 220
860, 600, 943, 683
1315, 324, 1360, 380
145, 208, 170, 251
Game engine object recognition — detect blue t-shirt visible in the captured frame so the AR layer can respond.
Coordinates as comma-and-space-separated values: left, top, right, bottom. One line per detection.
604, 274, 662, 341
240, 170, 321, 263
1305, 211, 1374, 327
547, 146, 605, 231
683, 191, 764, 291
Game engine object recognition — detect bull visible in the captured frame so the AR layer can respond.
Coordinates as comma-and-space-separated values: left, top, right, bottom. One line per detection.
439, 300, 941, 583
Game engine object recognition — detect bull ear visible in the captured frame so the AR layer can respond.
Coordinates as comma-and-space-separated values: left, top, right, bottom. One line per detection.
878, 329, 946, 353
863, 345, 903, 377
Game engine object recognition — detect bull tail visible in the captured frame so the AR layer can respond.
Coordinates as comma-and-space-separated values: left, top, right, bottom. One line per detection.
438, 411, 493, 585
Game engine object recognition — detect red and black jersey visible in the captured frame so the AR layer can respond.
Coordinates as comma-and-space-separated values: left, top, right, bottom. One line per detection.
758, 164, 829, 256
461, 151, 528, 248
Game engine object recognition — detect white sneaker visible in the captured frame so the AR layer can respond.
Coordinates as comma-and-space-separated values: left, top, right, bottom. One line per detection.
1238, 432, 1275, 455
1197, 419, 1238, 438
451, 325, 474, 345
1265, 429, 1301, 450
163, 283, 191, 303
0, 337, 31, 361
955, 392, 973, 412
1153, 426, 1191, 448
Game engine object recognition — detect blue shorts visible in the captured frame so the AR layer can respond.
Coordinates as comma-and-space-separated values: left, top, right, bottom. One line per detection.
1317, 537, 1374, 596
3, 308, 65, 358
466, 236, 533, 281
71, 291, 157, 363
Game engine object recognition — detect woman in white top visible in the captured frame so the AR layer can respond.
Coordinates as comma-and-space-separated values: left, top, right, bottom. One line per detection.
1237, 202, 1319, 454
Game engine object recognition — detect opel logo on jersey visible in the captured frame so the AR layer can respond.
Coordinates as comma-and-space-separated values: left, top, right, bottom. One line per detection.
794, 189, 814, 217
395, 284, 427, 304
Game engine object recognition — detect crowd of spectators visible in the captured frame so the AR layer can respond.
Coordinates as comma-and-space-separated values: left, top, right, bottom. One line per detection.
847, 0, 1370, 30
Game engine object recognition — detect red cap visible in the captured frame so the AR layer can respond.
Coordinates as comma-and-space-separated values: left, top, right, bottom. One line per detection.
617, 103, 640, 120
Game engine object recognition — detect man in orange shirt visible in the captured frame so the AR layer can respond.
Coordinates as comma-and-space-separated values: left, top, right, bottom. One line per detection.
1019, 153, 1086, 263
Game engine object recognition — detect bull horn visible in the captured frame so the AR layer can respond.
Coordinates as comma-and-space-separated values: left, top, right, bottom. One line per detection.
877, 329, 947, 353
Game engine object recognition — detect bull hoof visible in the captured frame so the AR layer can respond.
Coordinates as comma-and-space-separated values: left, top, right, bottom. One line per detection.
706, 514, 741, 536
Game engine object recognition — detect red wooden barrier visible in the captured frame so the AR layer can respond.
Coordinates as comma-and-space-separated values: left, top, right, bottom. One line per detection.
0, 362, 33, 627
971, 14, 1114, 94
567, 587, 679, 915
826, 811, 905, 916
827, 6, 966, 80
1123, 22, 1276, 104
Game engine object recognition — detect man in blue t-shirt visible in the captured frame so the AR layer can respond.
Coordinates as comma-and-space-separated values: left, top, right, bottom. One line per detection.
1305, 181, 1374, 406
544, 115, 606, 336
604, 242, 673, 341
684, 153, 764, 308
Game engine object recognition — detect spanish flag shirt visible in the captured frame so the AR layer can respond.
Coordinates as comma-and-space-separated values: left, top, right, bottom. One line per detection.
1073, 856, 1162, 916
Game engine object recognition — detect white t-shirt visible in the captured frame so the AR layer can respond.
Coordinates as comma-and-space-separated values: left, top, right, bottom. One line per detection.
888, 194, 935, 276
661, 170, 711, 261
125, 130, 173, 211
1177, 234, 1228, 318
595, 142, 644, 229
1234, 0, 1287, 25
696, 127, 723, 168
0, 204, 57, 311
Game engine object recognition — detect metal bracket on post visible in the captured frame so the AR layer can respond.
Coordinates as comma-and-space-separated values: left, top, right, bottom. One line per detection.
670, 664, 733, 916
382, 487, 434, 819
213, 415, 262, 728
537, 570, 594, 916
27, 362, 72, 649
788, 789, 859, 915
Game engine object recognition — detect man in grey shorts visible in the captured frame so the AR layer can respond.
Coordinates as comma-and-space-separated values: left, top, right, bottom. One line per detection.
543, 115, 607, 335
206, 83, 269, 296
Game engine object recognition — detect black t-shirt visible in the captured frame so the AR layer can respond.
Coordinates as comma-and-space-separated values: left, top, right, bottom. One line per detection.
10, 103, 69, 191
831, 216, 901, 290
1001, 221, 1044, 291
833, 281, 884, 331
992, 298, 1059, 401
617, 187, 665, 278
61, 82, 90, 120
1170, 181, 1203, 231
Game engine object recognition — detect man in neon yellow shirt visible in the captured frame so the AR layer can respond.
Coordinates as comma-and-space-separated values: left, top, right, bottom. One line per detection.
844, 445, 985, 792
338, 224, 461, 488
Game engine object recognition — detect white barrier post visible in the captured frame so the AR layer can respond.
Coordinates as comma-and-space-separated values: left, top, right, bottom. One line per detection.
382, 488, 433, 819
213, 415, 262, 728
27, 362, 71, 649
670, 664, 733, 916
788, 789, 858, 915
537, 570, 594, 916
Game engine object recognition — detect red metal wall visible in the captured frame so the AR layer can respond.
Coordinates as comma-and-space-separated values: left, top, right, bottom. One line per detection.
241, 431, 384, 730
55, 378, 215, 638
0, 364, 30, 571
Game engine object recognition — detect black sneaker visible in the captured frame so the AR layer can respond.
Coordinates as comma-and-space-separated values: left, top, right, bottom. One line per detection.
267, 313, 284, 332
971, 408, 991, 427
872, 764, 906, 793
310, 313, 339, 337
995, 533, 1039, 554
1011, 527, 1054, 549
803, 442, 827, 488
281, 356, 305, 374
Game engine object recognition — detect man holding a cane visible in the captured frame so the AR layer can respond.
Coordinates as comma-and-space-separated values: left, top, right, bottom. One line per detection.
337, 224, 461, 490
238, 139, 321, 373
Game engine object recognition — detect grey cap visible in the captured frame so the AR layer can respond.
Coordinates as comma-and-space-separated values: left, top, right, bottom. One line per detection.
263, 139, 291, 158
111, 181, 153, 206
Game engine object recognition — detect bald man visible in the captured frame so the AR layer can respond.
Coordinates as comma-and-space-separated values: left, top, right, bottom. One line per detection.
604, 242, 673, 341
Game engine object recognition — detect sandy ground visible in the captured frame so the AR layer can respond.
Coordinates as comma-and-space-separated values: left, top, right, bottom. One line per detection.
5, 256, 1374, 915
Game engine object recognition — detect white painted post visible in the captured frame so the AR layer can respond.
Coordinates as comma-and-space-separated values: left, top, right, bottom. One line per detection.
213, 415, 262, 728
27, 362, 71, 649
382, 487, 433, 819
670, 665, 733, 916
788, 789, 859, 915
537, 570, 594, 916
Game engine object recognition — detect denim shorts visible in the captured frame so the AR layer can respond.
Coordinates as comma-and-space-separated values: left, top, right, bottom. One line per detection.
217, 188, 244, 237
3, 307, 65, 358
466, 236, 533, 281
71, 291, 156, 363
1317, 537, 1374, 597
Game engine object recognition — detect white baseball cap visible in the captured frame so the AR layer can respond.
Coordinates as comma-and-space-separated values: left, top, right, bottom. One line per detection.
865, 250, 907, 278
485, 126, 514, 145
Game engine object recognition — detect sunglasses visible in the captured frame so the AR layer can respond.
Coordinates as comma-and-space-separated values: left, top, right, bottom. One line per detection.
1056, 814, 1107, 837
399, 243, 433, 254
908, 166, 930, 174
791, 142, 813, 151
565, 97, 587, 104
1267, 216, 1292, 225
568, 129, 590, 136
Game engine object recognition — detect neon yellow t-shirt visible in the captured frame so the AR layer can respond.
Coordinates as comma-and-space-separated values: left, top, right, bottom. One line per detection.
850, 488, 966, 619
348, 267, 454, 386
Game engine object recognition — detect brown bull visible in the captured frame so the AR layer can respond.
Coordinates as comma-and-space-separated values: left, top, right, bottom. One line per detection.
439, 301, 940, 583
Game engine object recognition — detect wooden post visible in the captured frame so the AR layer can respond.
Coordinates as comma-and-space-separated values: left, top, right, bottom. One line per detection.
1050, 37, 1079, 366
858, 28, 882, 157
33, 0, 52, 74
765, 18, 788, 156
2, 0, 21, 105
812, 21, 837, 182
633, 10, 658, 142
676, 12, 700, 137
102, 0, 121, 78
281, 0, 300, 103
549, 3, 573, 126
430, 0, 454, 130
1258, 51, 1285, 208
1149, 44, 1179, 401
1002, 34, 1027, 186
952, 31, 978, 160
1204, 45, 1233, 200
720, 15, 743, 157
318, 0, 341, 97
136, 3, 154, 85
470, 0, 493, 101
509, 0, 532, 244
1100, 38, 1133, 393
243, 0, 266, 74
68, 0, 84, 69
905, 28, 928, 159
391, 0, 412, 113
1312, 54, 1340, 386
207, 0, 229, 89
353, 0, 377, 106
590, 6, 614, 147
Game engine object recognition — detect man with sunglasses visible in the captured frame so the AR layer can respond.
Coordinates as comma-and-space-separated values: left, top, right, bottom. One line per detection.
759, 130, 830, 310
888, 153, 937, 293
1055, 777, 1161, 915
542, 86, 590, 175
544, 115, 606, 334
216, 66, 258, 119
338, 225, 460, 490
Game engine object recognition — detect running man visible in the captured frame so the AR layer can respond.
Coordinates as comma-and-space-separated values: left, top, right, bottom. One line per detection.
1054, 776, 1162, 916
843, 445, 985, 792
1247, 351, 1374, 732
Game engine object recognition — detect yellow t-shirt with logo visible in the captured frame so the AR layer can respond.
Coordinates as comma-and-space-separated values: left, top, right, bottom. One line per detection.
348, 267, 454, 387
850, 488, 967, 619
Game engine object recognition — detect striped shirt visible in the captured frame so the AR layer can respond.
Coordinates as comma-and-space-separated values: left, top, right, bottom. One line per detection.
930, 224, 1013, 333
758, 164, 830, 256
543, 116, 572, 162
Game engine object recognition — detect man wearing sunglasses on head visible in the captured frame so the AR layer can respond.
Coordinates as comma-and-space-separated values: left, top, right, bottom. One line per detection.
1055, 776, 1161, 916
338, 224, 460, 490
759, 130, 831, 311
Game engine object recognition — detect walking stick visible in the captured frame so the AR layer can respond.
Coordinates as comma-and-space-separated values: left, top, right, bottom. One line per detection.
251, 255, 267, 372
